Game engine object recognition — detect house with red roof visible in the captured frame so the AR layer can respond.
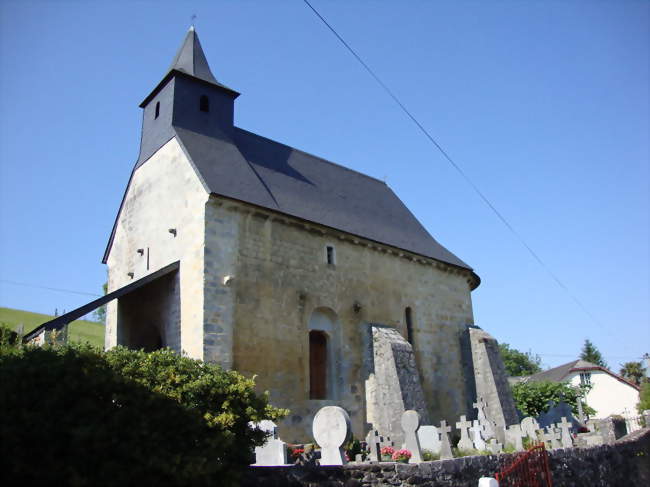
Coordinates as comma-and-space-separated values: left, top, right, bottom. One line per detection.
525, 359, 640, 419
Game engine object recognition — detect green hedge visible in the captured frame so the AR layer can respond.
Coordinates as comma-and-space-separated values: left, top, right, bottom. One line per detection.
0, 340, 287, 486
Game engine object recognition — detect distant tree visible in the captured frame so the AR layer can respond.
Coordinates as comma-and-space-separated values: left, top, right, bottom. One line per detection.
619, 361, 646, 386
93, 282, 108, 324
498, 343, 542, 376
580, 339, 608, 368
511, 380, 595, 418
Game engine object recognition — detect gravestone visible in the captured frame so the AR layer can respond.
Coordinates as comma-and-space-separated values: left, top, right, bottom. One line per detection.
505, 424, 524, 451
366, 429, 394, 462
488, 439, 503, 454
313, 406, 351, 465
473, 397, 496, 439
456, 415, 474, 450
520, 417, 540, 441
366, 325, 430, 446
558, 417, 573, 449
401, 410, 423, 463
439, 420, 454, 459
251, 420, 288, 466
537, 401, 579, 430
470, 420, 487, 451
417, 425, 441, 454
366, 430, 381, 462
467, 327, 519, 429
542, 426, 561, 450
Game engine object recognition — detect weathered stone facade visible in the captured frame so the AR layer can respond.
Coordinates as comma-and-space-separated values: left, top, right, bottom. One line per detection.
104, 27, 516, 443
105, 140, 481, 440
207, 196, 478, 441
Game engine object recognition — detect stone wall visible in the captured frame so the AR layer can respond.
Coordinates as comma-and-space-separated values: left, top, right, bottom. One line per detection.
214, 198, 478, 442
105, 137, 209, 359
241, 429, 650, 487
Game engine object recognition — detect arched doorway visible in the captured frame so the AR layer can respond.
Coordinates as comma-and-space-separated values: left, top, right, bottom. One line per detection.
308, 307, 340, 400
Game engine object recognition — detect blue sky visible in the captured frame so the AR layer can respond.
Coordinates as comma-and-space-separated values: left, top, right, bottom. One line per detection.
0, 1, 647, 370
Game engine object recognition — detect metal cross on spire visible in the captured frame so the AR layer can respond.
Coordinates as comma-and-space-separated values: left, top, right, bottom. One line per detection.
191, 14, 197, 29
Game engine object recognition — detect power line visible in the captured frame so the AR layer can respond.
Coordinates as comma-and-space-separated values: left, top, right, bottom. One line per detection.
302, 0, 604, 329
0, 279, 101, 297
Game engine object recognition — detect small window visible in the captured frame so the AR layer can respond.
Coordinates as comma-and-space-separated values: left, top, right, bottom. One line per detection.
580, 372, 591, 385
154, 101, 160, 119
405, 307, 414, 345
325, 245, 335, 265
199, 95, 209, 112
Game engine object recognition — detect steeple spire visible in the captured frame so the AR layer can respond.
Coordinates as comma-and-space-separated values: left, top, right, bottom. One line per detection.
168, 26, 221, 86
140, 26, 239, 108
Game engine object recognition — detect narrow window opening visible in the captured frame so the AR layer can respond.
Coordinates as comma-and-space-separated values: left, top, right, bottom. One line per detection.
154, 101, 160, 119
199, 95, 210, 112
309, 330, 328, 399
405, 307, 414, 345
580, 372, 591, 386
146, 247, 150, 271
326, 245, 335, 265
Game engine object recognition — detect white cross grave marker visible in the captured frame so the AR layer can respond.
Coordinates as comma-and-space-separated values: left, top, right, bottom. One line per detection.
558, 417, 573, 449
470, 420, 487, 451
439, 420, 453, 459
456, 415, 474, 451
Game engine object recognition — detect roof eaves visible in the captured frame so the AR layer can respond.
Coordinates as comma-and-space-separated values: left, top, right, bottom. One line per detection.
139, 70, 240, 108
569, 365, 641, 391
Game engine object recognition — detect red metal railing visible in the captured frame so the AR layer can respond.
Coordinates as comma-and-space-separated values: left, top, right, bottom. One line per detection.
495, 443, 552, 487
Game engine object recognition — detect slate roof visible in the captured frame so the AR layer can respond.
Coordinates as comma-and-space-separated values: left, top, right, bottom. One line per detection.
103, 28, 477, 278
525, 359, 640, 390
525, 360, 596, 383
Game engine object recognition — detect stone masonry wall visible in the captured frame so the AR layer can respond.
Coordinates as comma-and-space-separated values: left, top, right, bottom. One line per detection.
105, 138, 209, 359
207, 198, 478, 442
241, 428, 650, 487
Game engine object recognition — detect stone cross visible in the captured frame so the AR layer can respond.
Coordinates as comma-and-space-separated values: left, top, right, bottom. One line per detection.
474, 397, 496, 438
505, 424, 524, 451
542, 427, 561, 450
488, 438, 503, 454
417, 425, 441, 454
470, 420, 487, 451
251, 420, 288, 466
439, 420, 453, 459
558, 417, 573, 449
456, 415, 474, 450
401, 410, 423, 463
366, 429, 382, 462
313, 406, 351, 465
520, 417, 540, 441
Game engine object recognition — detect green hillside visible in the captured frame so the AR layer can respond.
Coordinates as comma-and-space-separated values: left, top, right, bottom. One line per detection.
0, 307, 104, 348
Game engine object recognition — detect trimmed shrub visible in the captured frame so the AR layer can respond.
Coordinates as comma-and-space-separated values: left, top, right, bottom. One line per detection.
0, 343, 287, 486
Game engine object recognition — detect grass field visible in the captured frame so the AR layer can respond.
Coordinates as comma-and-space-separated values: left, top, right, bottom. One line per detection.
0, 307, 104, 348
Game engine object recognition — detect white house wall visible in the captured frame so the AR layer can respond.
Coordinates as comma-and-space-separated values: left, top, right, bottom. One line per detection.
568, 371, 639, 418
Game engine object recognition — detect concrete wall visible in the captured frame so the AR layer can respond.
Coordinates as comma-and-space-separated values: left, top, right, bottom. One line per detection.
207, 199, 478, 442
105, 138, 209, 359
568, 371, 640, 418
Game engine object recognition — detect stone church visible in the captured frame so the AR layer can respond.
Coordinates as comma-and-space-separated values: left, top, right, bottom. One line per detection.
102, 27, 517, 442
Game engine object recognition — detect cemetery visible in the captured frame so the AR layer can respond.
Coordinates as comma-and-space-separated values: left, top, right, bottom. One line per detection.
5, 17, 648, 487
245, 401, 650, 486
